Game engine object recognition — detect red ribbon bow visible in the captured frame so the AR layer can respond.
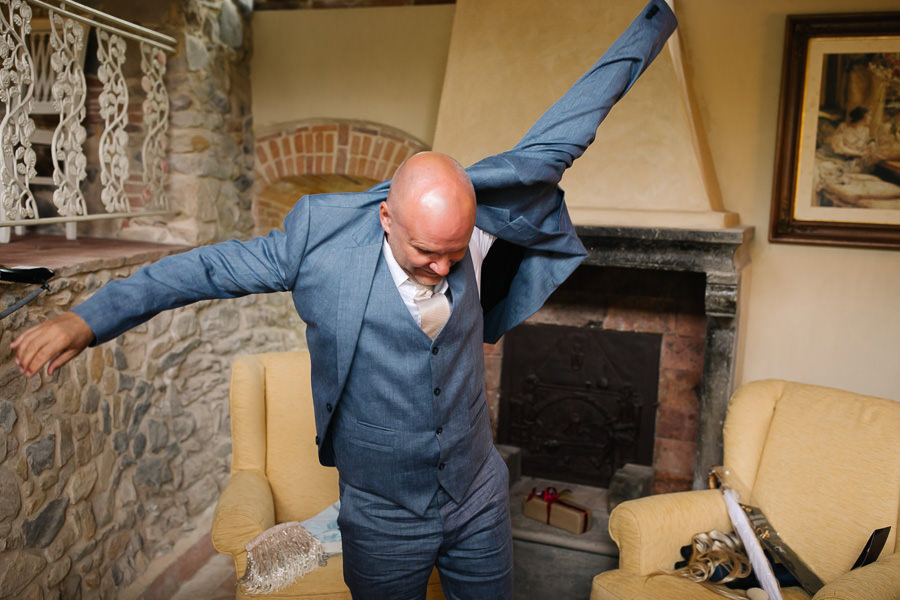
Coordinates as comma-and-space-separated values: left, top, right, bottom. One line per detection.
526, 486, 590, 532
527, 486, 567, 524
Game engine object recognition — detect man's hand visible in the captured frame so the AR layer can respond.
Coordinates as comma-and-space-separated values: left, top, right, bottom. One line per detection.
11, 312, 95, 377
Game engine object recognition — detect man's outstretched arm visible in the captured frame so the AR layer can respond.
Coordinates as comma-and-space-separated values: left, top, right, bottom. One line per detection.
504, 0, 677, 183
12, 199, 311, 377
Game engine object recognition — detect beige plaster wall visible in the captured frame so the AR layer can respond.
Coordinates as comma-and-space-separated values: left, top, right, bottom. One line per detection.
251, 5, 454, 145
676, 0, 900, 399
435, 0, 899, 399
434, 0, 717, 224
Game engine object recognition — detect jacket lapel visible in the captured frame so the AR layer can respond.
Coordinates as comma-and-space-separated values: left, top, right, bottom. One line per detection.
335, 213, 383, 397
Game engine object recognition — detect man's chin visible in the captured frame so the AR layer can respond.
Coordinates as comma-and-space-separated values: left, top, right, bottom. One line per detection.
414, 273, 442, 286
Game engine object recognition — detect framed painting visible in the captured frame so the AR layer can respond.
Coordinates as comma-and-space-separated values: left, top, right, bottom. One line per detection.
770, 12, 900, 249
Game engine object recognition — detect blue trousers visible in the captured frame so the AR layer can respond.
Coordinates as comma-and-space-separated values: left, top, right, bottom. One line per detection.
337, 447, 513, 600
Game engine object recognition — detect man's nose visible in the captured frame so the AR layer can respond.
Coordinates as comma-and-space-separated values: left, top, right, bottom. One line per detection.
430, 257, 451, 276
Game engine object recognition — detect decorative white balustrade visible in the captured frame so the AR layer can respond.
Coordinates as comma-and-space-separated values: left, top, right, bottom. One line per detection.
0, 0, 176, 243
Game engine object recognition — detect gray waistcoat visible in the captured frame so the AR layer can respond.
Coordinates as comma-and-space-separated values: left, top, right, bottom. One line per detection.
330, 251, 493, 515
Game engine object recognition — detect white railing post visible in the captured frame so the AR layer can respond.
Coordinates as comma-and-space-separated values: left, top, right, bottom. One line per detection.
49, 10, 87, 237
0, 0, 39, 231
141, 41, 169, 212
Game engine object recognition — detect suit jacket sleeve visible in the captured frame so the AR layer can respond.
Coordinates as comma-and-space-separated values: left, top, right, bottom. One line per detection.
72, 200, 311, 345
469, 0, 677, 342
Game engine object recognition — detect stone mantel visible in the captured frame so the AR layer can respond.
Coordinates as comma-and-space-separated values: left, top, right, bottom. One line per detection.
574, 225, 755, 489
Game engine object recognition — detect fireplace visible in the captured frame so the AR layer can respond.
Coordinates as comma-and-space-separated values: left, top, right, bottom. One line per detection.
490, 225, 753, 492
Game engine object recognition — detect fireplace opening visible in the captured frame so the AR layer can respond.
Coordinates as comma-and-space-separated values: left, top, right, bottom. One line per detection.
494, 264, 708, 494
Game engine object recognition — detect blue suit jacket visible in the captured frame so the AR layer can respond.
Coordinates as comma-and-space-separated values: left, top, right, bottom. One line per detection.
74, 0, 677, 467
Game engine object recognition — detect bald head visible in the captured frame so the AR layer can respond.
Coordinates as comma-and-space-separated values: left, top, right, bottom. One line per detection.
379, 152, 477, 286
387, 152, 475, 220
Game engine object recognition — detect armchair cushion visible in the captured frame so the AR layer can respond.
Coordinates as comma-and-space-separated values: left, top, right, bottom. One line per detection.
813, 552, 900, 600
591, 570, 810, 600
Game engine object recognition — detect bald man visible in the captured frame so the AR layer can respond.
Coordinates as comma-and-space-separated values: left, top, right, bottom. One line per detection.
13, 2, 676, 598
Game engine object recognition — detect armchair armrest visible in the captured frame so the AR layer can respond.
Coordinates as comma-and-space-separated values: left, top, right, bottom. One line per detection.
813, 552, 900, 600
210, 469, 275, 577
610, 489, 732, 575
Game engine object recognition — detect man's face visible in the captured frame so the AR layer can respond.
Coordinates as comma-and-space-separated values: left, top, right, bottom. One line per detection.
380, 191, 473, 287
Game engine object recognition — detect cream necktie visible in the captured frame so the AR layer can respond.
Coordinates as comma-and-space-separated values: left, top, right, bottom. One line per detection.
412, 281, 450, 340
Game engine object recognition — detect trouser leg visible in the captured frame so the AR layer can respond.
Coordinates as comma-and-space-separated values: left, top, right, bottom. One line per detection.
337, 447, 513, 600
337, 480, 441, 600
435, 447, 514, 600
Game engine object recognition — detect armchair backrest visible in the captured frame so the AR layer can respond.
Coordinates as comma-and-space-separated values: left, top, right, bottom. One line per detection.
229, 351, 339, 523
722, 379, 899, 585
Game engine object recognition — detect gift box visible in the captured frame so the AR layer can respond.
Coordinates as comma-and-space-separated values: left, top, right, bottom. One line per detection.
523, 487, 592, 534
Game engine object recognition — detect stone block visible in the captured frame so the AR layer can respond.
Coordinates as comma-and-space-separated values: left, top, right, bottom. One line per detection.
26, 435, 55, 476
67, 464, 98, 504
91, 490, 114, 530
606, 463, 655, 512
158, 339, 201, 372
0, 468, 21, 523
129, 400, 151, 435
46, 556, 71, 587
186, 475, 219, 516
61, 573, 81, 599
113, 431, 128, 454
117, 475, 136, 506
172, 415, 195, 442
134, 457, 172, 491
72, 416, 90, 441
0, 400, 19, 431
0, 550, 46, 597
21, 409, 42, 442
132, 433, 147, 459
100, 402, 111, 435
22, 497, 68, 548
82, 386, 100, 414
185, 35, 209, 71
57, 420, 74, 467
147, 420, 169, 454
46, 520, 78, 562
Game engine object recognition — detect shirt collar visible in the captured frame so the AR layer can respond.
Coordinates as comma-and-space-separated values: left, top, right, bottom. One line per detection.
382, 236, 449, 294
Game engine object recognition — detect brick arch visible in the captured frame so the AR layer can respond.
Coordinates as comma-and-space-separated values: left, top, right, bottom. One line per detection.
254, 118, 429, 189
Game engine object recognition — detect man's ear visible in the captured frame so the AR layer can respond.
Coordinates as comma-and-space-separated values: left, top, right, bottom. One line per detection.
379, 201, 391, 234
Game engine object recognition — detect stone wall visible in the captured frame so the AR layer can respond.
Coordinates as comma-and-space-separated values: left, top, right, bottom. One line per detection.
0, 0, 308, 597
0, 255, 303, 599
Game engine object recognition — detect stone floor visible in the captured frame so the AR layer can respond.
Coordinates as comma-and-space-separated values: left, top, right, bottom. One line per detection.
167, 553, 235, 600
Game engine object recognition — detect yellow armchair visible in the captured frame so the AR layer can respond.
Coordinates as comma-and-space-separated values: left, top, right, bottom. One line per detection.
592, 380, 900, 600
211, 351, 444, 599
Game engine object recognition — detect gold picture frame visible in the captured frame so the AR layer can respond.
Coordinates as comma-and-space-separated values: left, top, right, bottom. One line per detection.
770, 12, 900, 249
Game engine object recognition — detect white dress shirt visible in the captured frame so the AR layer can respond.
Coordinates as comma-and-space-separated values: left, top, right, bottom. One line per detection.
382, 228, 496, 327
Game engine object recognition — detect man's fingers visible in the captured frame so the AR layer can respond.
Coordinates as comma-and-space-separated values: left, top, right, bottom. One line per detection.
11, 312, 94, 377
10, 323, 39, 352
21, 332, 65, 377
48, 349, 79, 376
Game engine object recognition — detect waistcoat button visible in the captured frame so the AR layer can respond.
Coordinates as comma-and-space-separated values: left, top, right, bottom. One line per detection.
436, 427, 443, 435
326, 403, 333, 412
432, 347, 439, 355
434, 387, 441, 396
438, 462, 446, 470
